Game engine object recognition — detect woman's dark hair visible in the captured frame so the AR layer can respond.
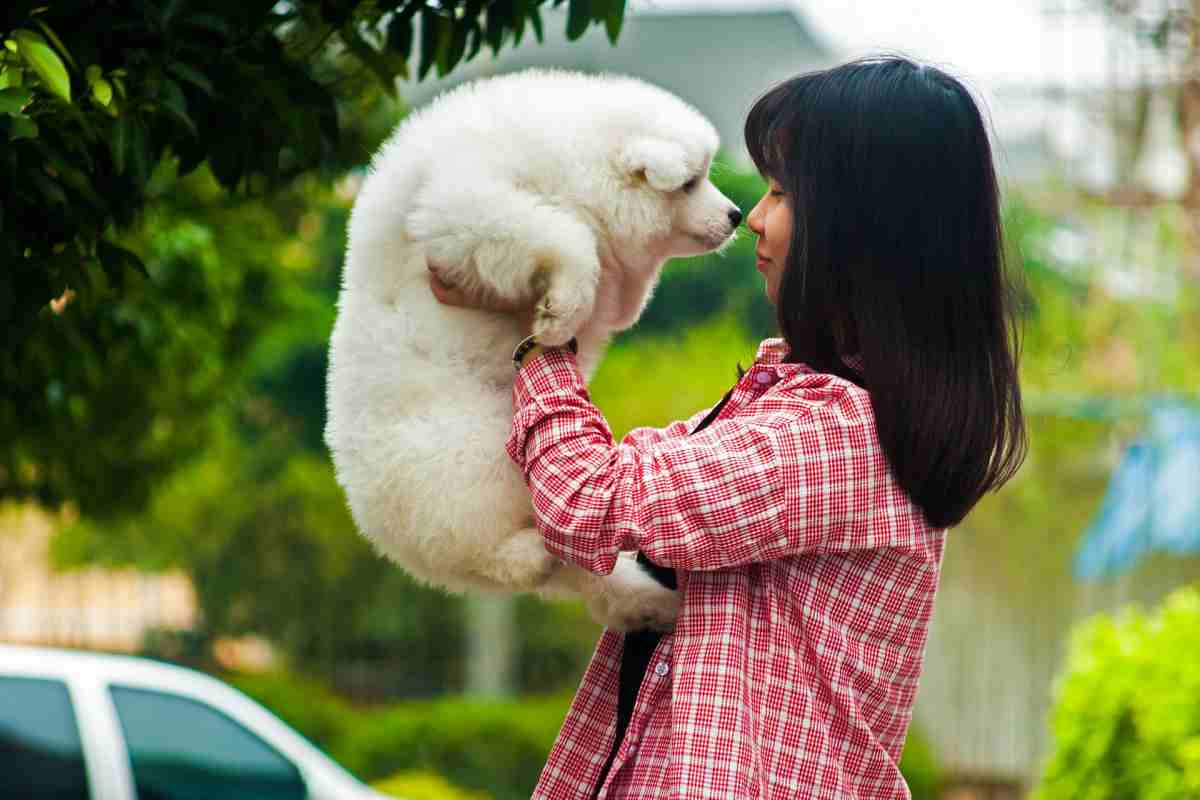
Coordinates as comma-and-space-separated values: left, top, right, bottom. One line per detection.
743, 54, 1027, 529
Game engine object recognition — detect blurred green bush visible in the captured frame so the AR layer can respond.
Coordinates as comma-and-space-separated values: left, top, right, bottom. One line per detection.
899, 724, 941, 800
229, 670, 566, 800
372, 770, 490, 800
1032, 584, 1200, 800
230, 670, 941, 800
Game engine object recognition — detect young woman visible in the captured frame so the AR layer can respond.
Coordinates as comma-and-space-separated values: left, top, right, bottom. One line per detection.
430, 55, 1026, 799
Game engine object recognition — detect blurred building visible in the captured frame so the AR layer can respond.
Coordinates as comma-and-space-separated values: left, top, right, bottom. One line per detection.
396, 5, 835, 166
0, 503, 195, 652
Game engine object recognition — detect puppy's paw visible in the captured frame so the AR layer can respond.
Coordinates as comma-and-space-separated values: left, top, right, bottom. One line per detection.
585, 557, 680, 632
533, 282, 595, 347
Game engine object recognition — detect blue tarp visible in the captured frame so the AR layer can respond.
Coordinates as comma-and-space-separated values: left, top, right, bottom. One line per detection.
1073, 401, 1200, 580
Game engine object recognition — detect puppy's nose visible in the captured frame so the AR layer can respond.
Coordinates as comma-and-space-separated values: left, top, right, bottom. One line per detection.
728, 208, 743, 227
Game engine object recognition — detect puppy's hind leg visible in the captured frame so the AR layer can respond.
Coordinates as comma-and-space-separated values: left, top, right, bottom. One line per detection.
470, 527, 560, 592
407, 183, 600, 345
540, 554, 681, 633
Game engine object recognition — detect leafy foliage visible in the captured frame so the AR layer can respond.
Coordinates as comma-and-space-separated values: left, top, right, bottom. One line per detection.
1, 0, 628, 512
3, 167, 291, 516
372, 770, 489, 800
2, 0, 629, 515
1032, 584, 1200, 800
228, 670, 941, 800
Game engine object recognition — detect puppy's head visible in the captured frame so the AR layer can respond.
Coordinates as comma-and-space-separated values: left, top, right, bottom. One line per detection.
609, 131, 741, 261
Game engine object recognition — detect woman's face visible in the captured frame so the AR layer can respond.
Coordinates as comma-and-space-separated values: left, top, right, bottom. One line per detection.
746, 177, 792, 306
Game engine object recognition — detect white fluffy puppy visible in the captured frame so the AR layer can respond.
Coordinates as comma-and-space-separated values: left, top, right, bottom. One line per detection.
325, 68, 740, 630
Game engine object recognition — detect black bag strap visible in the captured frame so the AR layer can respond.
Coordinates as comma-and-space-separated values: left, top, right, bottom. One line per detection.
688, 384, 736, 436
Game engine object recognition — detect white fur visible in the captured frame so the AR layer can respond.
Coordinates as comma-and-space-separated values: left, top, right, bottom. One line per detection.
325, 68, 739, 631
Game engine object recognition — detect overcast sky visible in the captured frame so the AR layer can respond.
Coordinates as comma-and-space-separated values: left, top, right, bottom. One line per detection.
631, 0, 1115, 90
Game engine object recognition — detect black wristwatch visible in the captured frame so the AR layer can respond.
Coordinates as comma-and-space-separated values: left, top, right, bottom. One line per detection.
512, 334, 578, 371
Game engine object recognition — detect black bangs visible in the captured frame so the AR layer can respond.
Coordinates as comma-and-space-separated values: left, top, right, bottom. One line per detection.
743, 78, 803, 181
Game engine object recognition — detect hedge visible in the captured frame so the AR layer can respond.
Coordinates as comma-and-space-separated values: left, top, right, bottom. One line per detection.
1032, 584, 1200, 799
229, 670, 940, 799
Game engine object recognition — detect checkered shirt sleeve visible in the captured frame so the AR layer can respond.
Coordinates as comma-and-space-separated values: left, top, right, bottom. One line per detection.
505, 348, 929, 575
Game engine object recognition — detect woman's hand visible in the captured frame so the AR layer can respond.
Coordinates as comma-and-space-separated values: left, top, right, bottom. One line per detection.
428, 262, 536, 335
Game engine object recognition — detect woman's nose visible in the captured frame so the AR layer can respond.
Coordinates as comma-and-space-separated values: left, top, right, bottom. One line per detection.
746, 200, 764, 235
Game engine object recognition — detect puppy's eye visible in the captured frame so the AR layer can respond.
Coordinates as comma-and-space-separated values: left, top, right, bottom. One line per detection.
682, 176, 699, 193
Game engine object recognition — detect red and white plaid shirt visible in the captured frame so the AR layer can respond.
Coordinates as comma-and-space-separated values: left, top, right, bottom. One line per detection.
505, 337, 947, 799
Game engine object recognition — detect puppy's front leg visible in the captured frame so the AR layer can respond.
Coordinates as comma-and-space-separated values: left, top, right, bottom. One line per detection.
408, 185, 600, 344
524, 222, 600, 347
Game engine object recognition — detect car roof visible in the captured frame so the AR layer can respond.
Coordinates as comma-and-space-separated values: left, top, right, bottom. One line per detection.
0, 643, 228, 694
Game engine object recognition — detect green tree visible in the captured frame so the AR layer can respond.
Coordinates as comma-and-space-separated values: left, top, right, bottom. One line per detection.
2, 0, 629, 518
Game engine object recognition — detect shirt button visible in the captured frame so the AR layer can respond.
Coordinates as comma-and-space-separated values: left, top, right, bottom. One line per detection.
627, 744, 638, 756
755, 371, 774, 385
654, 661, 670, 677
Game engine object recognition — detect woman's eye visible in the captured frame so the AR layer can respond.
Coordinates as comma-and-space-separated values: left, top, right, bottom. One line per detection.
769, 190, 784, 198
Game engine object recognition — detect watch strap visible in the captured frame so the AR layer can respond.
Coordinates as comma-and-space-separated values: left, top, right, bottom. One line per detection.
513, 334, 578, 371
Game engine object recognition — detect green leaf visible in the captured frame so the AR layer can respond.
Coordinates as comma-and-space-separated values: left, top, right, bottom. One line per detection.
112, 113, 152, 181
90, 77, 113, 107
45, 157, 104, 210
604, 0, 626, 43
417, 8, 444, 81
0, 64, 21, 90
85, 64, 102, 84
8, 114, 38, 140
13, 29, 71, 103
159, 78, 196, 135
566, 0, 592, 41
97, 240, 148, 291
465, 21, 484, 61
31, 19, 77, 71
166, 62, 214, 96
512, 1, 526, 46
29, 170, 67, 206
339, 23, 399, 96
385, 12, 414, 59
126, 115, 151, 184
0, 87, 32, 114
530, 7, 544, 43
439, 20, 469, 77
112, 114, 129, 174
484, 3, 506, 54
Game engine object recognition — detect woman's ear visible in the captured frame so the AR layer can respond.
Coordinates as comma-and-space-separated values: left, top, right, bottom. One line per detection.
615, 137, 690, 191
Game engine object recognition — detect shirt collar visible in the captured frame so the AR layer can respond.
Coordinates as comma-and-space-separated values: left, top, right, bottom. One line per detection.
754, 338, 864, 377
754, 337, 790, 365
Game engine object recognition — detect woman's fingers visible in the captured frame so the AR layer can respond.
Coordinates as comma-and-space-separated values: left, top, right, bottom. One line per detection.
428, 263, 527, 313
428, 261, 537, 334
428, 266, 470, 306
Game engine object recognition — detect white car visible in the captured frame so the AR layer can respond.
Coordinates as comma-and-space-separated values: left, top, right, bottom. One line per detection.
0, 643, 392, 800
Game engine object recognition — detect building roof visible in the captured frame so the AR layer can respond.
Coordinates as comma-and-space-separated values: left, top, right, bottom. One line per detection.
396, 6, 836, 164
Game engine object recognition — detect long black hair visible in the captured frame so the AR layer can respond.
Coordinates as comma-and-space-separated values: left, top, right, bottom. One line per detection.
743, 54, 1027, 529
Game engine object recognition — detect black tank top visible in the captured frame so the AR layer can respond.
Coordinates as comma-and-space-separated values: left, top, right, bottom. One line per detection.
591, 384, 737, 797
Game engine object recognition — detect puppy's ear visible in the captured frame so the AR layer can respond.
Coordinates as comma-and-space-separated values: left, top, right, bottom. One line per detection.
616, 138, 690, 191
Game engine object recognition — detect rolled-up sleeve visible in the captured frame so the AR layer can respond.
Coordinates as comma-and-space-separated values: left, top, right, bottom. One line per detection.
504, 349, 797, 573
505, 345, 933, 575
